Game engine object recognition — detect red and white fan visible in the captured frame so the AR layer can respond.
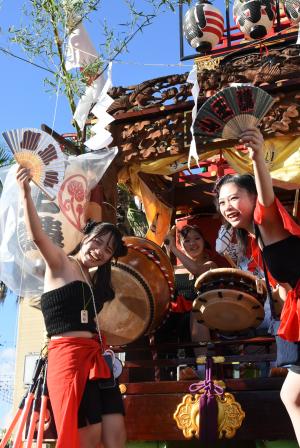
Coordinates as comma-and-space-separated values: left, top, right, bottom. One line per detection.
2, 128, 65, 200
193, 85, 275, 140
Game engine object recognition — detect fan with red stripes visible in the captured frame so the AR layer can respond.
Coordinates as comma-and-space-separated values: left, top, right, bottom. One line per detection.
193, 85, 275, 139
3, 128, 65, 200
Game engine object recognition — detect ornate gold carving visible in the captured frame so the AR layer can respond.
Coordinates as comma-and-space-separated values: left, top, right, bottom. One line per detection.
195, 56, 223, 73
119, 384, 127, 394
218, 393, 246, 439
173, 392, 245, 439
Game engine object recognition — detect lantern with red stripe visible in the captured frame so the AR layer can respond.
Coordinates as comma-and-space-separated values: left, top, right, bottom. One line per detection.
233, 0, 276, 40
183, 0, 224, 52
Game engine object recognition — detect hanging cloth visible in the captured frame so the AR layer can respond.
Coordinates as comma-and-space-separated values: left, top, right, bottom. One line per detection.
47, 336, 110, 448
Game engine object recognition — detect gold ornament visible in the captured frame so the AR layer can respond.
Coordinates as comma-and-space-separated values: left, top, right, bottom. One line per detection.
195, 56, 223, 73
119, 383, 127, 394
173, 390, 245, 439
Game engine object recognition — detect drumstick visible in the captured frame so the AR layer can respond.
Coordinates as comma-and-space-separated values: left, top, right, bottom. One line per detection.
223, 251, 238, 269
24, 376, 43, 448
36, 362, 49, 448
11, 357, 46, 448
293, 189, 299, 217
0, 399, 25, 448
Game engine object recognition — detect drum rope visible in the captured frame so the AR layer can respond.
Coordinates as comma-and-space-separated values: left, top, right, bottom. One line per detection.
126, 244, 175, 302
149, 334, 160, 382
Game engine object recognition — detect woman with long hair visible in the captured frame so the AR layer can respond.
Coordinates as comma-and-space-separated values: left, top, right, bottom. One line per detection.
214, 127, 300, 444
16, 165, 128, 448
165, 225, 217, 376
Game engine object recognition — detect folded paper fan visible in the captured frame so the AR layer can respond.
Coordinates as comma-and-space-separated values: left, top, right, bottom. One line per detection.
193, 85, 275, 139
2, 128, 65, 200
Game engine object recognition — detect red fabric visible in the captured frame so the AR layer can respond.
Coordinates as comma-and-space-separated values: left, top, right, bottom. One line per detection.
254, 197, 300, 341
249, 237, 277, 288
170, 294, 193, 313
254, 197, 300, 235
278, 281, 300, 341
47, 337, 110, 448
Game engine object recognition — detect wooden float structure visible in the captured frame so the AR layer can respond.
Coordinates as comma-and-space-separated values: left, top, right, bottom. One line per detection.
40, 12, 300, 445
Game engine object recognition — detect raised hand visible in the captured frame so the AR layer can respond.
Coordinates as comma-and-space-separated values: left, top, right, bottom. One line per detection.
239, 127, 264, 162
16, 165, 32, 194
164, 225, 176, 250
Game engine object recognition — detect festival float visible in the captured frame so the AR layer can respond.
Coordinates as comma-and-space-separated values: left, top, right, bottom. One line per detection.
2, 0, 300, 446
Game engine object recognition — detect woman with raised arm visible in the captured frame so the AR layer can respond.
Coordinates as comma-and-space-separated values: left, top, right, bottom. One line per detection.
214, 128, 300, 445
165, 225, 217, 377
16, 166, 128, 448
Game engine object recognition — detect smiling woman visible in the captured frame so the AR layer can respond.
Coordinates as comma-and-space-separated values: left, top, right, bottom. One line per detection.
214, 127, 300, 445
16, 165, 128, 448
163, 224, 217, 377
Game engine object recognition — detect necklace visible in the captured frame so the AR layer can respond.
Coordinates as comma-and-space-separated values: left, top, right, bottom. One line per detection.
69, 257, 101, 341
70, 256, 92, 324
70, 257, 123, 377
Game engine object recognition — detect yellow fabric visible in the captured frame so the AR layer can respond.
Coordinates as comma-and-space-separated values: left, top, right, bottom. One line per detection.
223, 136, 300, 189
118, 150, 217, 245
118, 150, 217, 196
138, 179, 173, 246
118, 135, 300, 244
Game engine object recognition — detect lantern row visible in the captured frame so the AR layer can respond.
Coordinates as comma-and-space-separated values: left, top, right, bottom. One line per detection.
183, 0, 300, 53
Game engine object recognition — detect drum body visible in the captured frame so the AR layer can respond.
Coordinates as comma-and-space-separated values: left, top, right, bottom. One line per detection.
193, 268, 267, 332
98, 236, 174, 346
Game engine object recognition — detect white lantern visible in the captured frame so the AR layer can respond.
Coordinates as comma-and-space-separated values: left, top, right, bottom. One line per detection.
284, 0, 300, 23
233, 0, 276, 40
183, 0, 224, 52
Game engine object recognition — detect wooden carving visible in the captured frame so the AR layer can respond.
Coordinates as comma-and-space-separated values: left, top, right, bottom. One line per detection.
100, 45, 300, 163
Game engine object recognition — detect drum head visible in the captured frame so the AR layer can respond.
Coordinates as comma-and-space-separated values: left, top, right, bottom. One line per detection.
195, 268, 266, 295
97, 263, 153, 346
193, 288, 265, 332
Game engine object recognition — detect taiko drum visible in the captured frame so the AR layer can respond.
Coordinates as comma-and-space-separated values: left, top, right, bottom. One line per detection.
97, 236, 174, 346
193, 268, 267, 332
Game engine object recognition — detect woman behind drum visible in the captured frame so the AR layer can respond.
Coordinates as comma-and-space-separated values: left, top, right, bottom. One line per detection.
165, 225, 217, 366
16, 166, 127, 448
214, 127, 300, 444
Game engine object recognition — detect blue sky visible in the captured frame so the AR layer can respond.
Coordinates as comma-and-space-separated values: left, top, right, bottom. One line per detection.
0, 0, 197, 427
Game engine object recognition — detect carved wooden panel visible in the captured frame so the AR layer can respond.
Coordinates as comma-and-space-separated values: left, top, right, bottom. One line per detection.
123, 380, 295, 441
104, 45, 300, 163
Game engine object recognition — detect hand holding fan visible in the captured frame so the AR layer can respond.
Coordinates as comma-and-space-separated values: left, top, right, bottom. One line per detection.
193, 85, 275, 140
2, 128, 65, 200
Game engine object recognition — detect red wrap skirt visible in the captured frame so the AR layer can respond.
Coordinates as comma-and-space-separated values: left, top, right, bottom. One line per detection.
47, 336, 111, 448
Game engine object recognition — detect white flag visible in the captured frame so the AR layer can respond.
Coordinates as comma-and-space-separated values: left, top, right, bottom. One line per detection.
65, 22, 98, 71
73, 75, 106, 130
85, 62, 115, 151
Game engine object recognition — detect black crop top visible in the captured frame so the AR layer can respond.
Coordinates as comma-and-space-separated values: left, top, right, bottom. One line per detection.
41, 281, 102, 337
175, 273, 197, 301
263, 235, 300, 288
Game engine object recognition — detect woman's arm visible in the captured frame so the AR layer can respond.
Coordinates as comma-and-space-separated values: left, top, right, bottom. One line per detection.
17, 166, 66, 271
240, 128, 290, 243
239, 128, 274, 207
165, 233, 216, 276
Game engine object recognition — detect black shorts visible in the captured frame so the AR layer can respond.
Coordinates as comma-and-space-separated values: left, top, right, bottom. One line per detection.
78, 379, 125, 428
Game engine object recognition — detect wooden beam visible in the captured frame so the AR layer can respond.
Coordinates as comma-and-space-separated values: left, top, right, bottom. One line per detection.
41, 123, 81, 155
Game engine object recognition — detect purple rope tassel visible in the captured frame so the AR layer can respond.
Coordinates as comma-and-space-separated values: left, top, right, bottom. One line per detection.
189, 358, 223, 442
